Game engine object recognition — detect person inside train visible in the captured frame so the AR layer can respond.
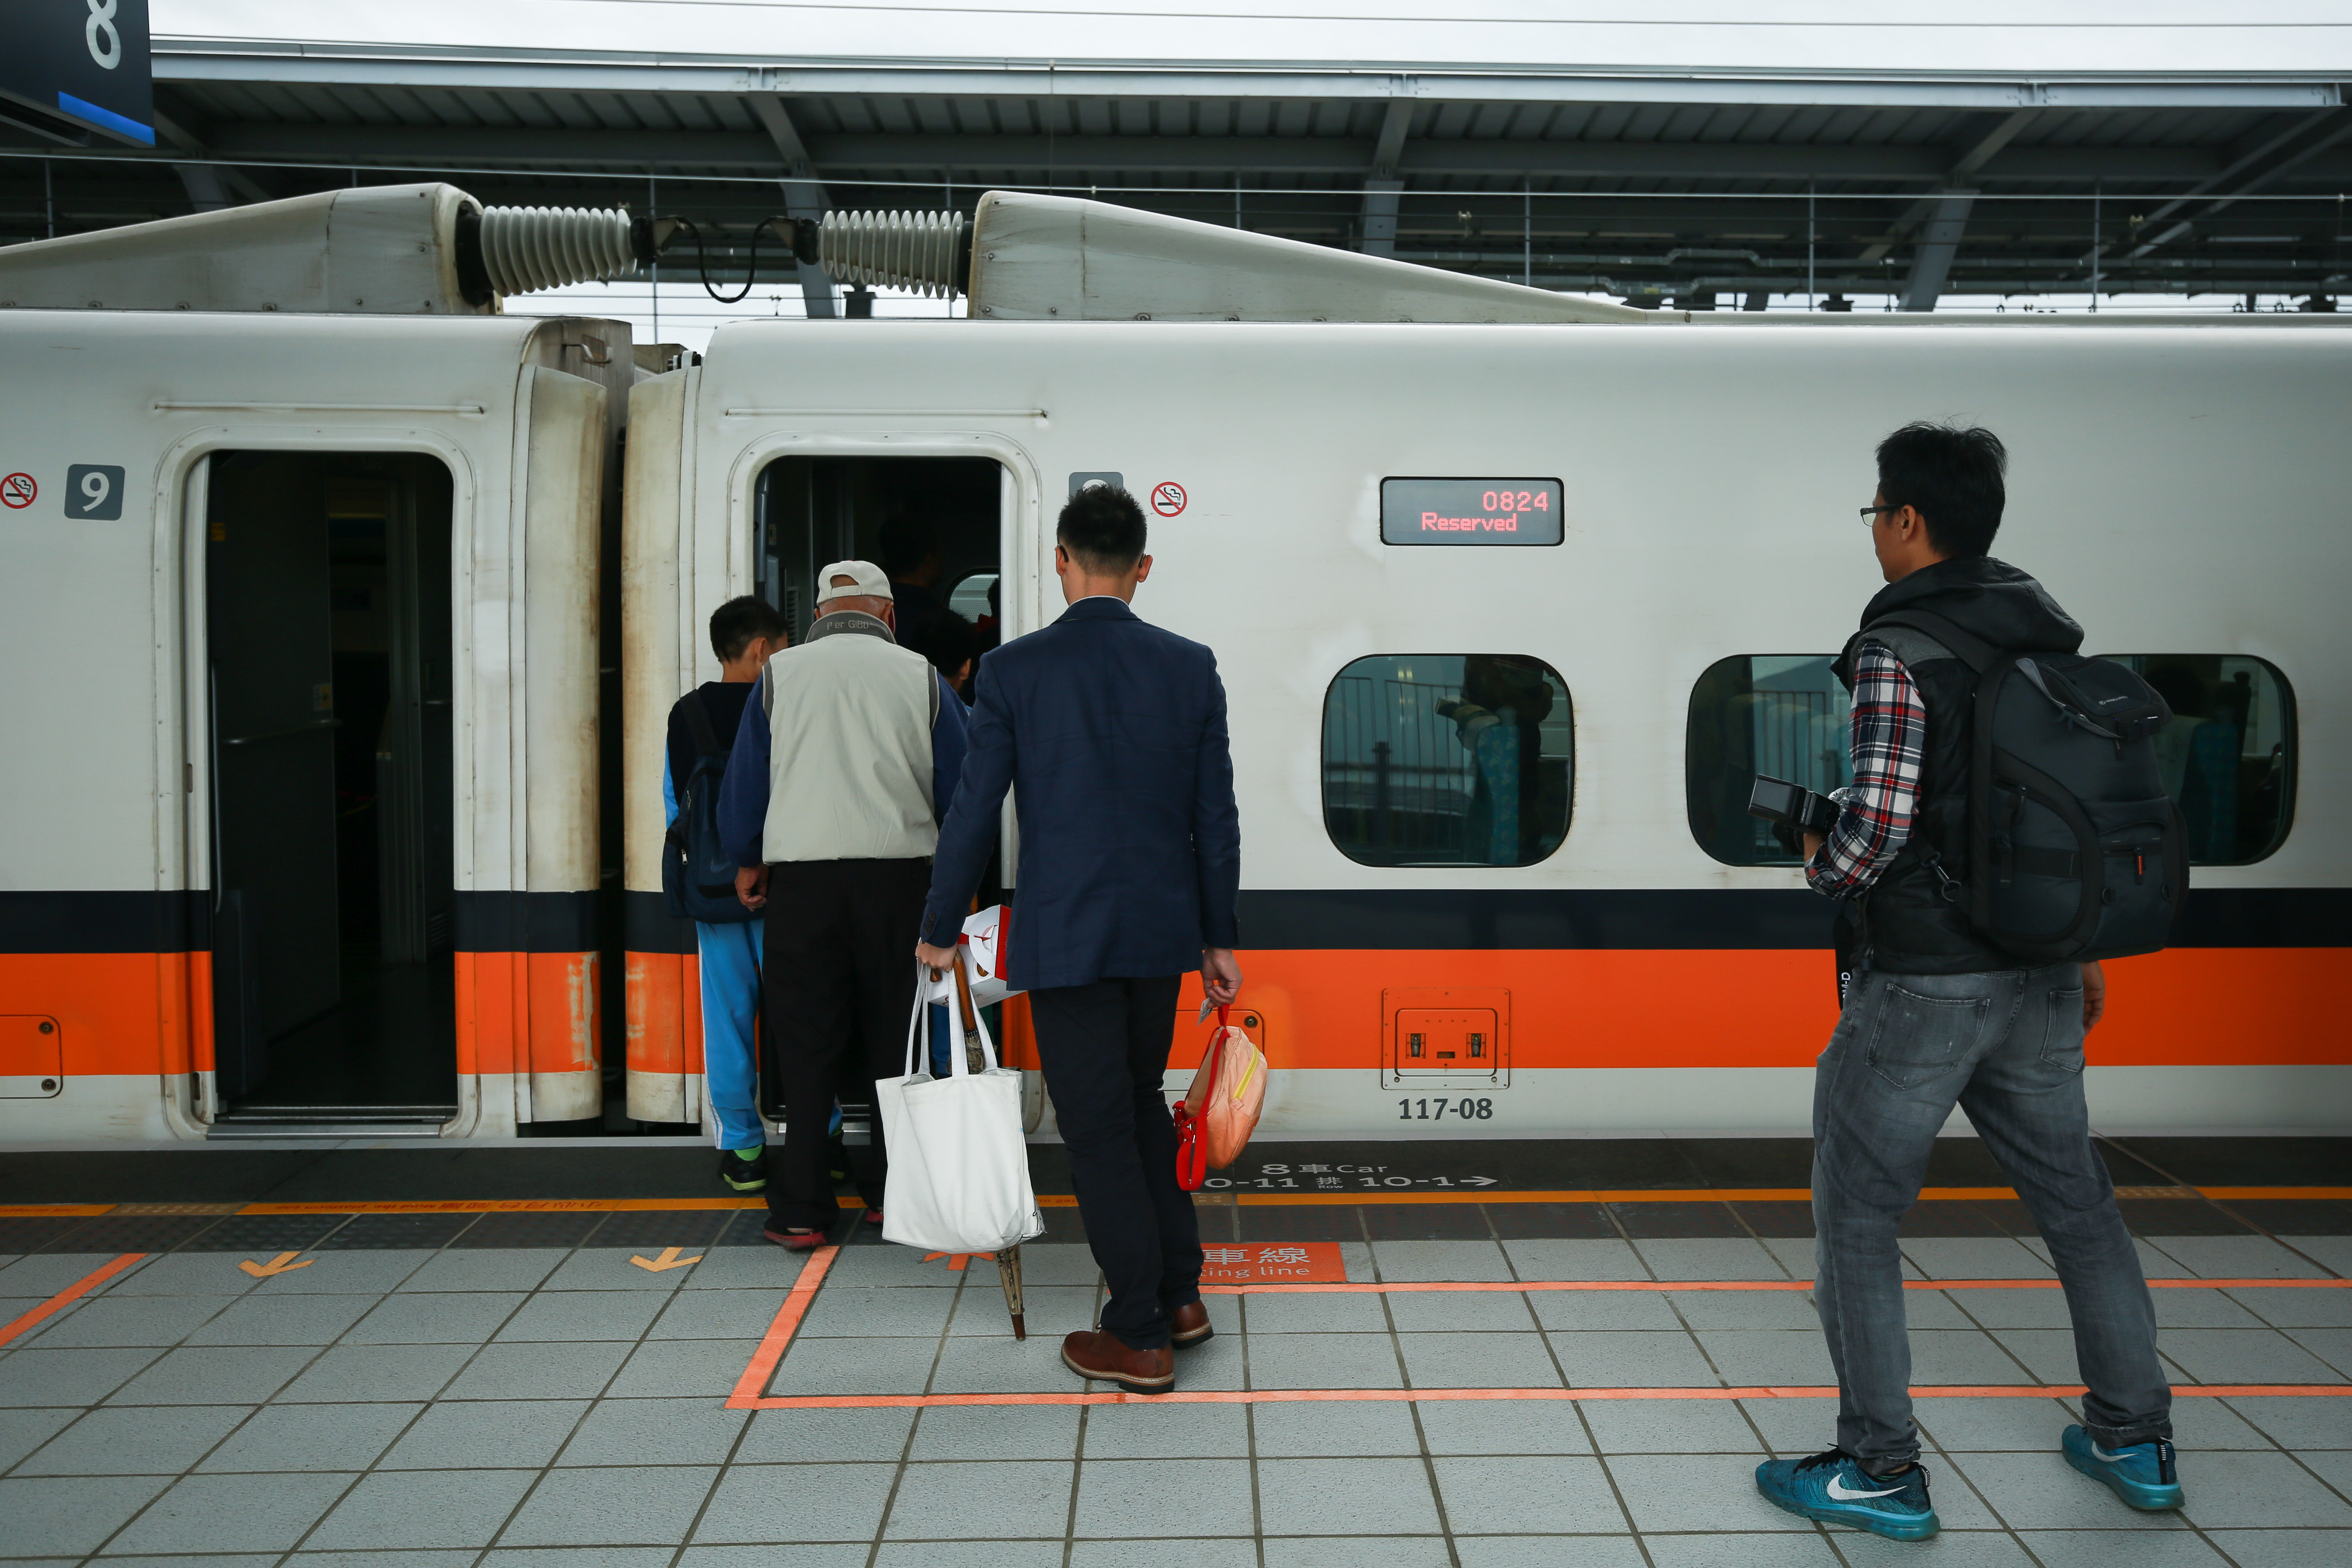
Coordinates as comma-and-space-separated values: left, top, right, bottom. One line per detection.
915, 482, 1242, 1396
879, 510, 962, 672
664, 595, 790, 1194
1754, 423, 2179, 1540
718, 560, 968, 1250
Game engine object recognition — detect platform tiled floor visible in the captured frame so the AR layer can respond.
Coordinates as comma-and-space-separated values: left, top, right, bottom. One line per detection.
4, 1220, 2350, 1568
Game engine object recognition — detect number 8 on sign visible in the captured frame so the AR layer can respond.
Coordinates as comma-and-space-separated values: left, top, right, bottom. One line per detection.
1150, 481, 1186, 517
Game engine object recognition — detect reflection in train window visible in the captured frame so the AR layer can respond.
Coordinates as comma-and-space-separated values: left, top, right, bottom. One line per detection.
947, 570, 998, 624
1686, 655, 1850, 867
2111, 655, 2295, 864
1323, 655, 1572, 867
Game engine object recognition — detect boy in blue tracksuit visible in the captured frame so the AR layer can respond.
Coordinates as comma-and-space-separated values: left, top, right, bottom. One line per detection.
666, 596, 789, 1192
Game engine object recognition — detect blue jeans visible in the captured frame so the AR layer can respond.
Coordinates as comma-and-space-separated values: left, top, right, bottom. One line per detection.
695, 918, 765, 1151
1813, 962, 2172, 1471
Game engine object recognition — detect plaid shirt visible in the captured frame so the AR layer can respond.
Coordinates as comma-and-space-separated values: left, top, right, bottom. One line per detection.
1806, 641, 1927, 898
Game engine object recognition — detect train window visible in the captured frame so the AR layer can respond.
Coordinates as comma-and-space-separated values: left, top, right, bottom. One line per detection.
947, 571, 998, 623
1323, 655, 1572, 867
1686, 655, 1850, 867
2110, 655, 2295, 864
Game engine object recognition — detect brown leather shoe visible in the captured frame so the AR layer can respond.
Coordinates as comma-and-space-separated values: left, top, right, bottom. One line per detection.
1061, 1329, 1174, 1395
1170, 1300, 1213, 1347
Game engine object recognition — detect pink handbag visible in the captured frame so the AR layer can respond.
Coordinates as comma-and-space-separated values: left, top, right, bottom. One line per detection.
1174, 1005, 1265, 1190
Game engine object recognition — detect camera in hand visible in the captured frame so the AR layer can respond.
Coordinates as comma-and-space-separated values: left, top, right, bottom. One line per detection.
1748, 775, 1842, 858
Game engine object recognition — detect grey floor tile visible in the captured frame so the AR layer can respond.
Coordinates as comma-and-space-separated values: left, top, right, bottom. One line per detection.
1632, 1239, 1783, 1282
767, 1335, 939, 1396
2179, 1447, 2352, 1527
2229, 1393, 2352, 1449
1399, 1329, 1562, 1389
1638, 1537, 1841, 1568
2231, 1286, 2352, 1328
494, 1289, 669, 1343
2202, 1528, 2352, 1568
200, 1400, 420, 1472
185, 1292, 380, 1347
649, 1288, 795, 1340
823, 1247, 966, 1289
0, 1473, 172, 1556
1256, 1456, 1442, 1534
380, 1398, 590, 1469
1085, 1399, 1249, 1459
2153, 1288, 2269, 1329
883, 1457, 1073, 1538
2011, 1533, 2224, 1564
2143, 1235, 2329, 1280
302, 1467, 540, 1550
1071, 1541, 1257, 1568
733, 1406, 914, 1463
1898, 1237, 2054, 1280
1074, 1456, 1255, 1536
1504, 1239, 1650, 1282
1957, 1287, 2076, 1330
605, 1336, 763, 1398
249, 1250, 438, 1296
1945, 1450, 2188, 1529
1608, 1450, 1812, 1532
1247, 1331, 1403, 1390
1386, 1291, 1540, 1333
103, 1253, 261, 1297
555, 1396, 747, 1465
102, 1468, 354, 1555
1901, 1289, 1978, 1328
1529, 1290, 1682, 1331
0, 1347, 162, 1406
541, 1248, 699, 1292
1015, 1243, 1110, 1287
344, 1291, 527, 1344
499, 1464, 721, 1546
105, 1556, 283, 1568
678, 1548, 868, 1568
674, 1246, 806, 1291
13, 1403, 250, 1476
1830, 1533, 2036, 1568
948, 1284, 1099, 1337
1667, 1289, 1822, 1331
0, 1406, 79, 1470
480, 1551, 678, 1568
1692, 1330, 1838, 1385
1547, 1329, 1718, 1388
397, 1249, 570, 1293
1240, 1291, 1390, 1335
1763, 1238, 1819, 1281
1986, 1327, 2087, 1384
689, 1461, 897, 1542
1261, 1540, 1455, 1568
1251, 1397, 1420, 1456
1415, 1397, 1591, 1455
1435, 1452, 1627, 1533
2161, 1327, 2348, 1384
1372, 1240, 1514, 1282
1453, 1537, 1649, 1568
15, 1293, 240, 1349
1907, 1330, 2036, 1385
2162, 1395, 2274, 1450
924, 1333, 1095, 1395
1165, 1331, 1247, 1392
1736, 1395, 1842, 1455
0, 1253, 157, 1295
276, 1342, 474, 1403
908, 1400, 1082, 1459
107, 1344, 317, 1405
2285, 1236, 2352, 1276
440, 1341, 629, 1401
1914, 1395, 2082, 1451
1581, 1396, 1761, 1454
2290, 1326, 2352, 1375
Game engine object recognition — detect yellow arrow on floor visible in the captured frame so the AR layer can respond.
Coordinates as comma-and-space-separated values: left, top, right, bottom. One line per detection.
629, 1246, 704, 1273
238, 1252, 314, 1278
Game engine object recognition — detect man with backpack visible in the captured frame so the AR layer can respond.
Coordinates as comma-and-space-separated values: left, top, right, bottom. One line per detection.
663, 596, 791, 1195
1755, 423, 2184, 1541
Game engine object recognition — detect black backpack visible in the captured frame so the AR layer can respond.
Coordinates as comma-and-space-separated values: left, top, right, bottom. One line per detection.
662, 690, 756, 924
1856, 610, 2188, 963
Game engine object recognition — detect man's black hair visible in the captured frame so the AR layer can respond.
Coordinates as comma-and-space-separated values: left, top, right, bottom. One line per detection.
1057, 483, 1148, 573
1875, 421, 2008, 559
708, 594, 789, 662
879, 511, 942, 578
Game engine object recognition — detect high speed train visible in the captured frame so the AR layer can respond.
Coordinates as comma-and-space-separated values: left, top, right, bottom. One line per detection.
0, 185, 2342, 1144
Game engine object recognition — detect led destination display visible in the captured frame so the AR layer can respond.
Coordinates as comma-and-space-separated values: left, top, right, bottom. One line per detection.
1380, 477, 1564, 546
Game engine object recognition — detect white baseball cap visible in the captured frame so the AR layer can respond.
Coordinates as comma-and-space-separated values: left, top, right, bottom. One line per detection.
815, 559, 893, 605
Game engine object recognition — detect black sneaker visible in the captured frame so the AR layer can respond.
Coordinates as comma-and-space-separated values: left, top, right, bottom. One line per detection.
718, 1147, 768, 1194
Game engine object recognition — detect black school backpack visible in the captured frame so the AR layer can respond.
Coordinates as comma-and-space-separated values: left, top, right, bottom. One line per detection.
662, 691, 756, 924
1855, 609, 2188, 963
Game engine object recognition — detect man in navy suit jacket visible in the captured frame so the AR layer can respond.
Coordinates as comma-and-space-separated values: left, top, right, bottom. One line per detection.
918, 483, 1241, 1396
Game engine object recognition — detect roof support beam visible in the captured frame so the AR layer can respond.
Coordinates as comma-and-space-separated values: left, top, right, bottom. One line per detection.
1360, 100, 1412, 256
747, 95, 835, 318
1899, 189, 1975, 310
2127, 109, 2352, 258
1858, 108, 2034, 264
150, 102, 274, 206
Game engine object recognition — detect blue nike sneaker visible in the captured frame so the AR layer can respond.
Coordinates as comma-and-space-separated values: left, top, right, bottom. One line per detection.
2062, 1424, 2184, 1511
1755, 1449, 1939, 1541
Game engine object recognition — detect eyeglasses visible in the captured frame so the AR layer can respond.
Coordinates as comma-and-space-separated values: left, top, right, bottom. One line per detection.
1858, 503, 1899, 526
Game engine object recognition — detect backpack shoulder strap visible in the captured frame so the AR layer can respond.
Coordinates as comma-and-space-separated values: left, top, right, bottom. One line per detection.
678, 688, 724, 760
1858, 608, 2004, 674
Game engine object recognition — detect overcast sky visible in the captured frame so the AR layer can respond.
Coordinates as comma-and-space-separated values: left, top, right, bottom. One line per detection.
161, 2, 2352, 77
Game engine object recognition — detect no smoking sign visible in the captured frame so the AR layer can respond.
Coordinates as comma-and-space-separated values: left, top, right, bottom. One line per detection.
1149, 481, 1186, 517
0, 473, 35, 509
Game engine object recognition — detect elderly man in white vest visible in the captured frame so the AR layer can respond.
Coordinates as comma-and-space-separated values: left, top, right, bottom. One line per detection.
718, 560, 968, 1249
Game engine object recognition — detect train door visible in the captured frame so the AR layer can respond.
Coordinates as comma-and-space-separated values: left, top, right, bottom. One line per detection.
204, 452, 457, 1131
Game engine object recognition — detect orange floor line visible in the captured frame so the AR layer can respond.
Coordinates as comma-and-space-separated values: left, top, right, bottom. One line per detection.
728, 1244, 841, 1408
0, 1205, 114, 1218
1204, 1276, 2352, 1296
0, 1253, 146, 1348
727, 1383, 2352, 1411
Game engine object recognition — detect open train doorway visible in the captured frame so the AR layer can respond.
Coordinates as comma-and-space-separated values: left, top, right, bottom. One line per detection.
204, 452, 456, 1133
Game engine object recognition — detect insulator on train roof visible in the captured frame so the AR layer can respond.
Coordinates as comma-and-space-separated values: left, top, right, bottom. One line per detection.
817, 209, 967, 299
471, 205, 641, 297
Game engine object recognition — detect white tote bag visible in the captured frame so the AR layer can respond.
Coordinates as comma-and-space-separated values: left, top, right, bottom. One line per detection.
876, 955, 1045, 1254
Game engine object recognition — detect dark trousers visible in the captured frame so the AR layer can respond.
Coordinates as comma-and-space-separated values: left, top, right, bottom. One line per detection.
761, 857, 932, 1231
1029, 975, 1202, 1349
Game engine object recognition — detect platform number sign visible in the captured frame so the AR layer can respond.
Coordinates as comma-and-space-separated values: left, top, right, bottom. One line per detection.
64, 464, 124, 519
